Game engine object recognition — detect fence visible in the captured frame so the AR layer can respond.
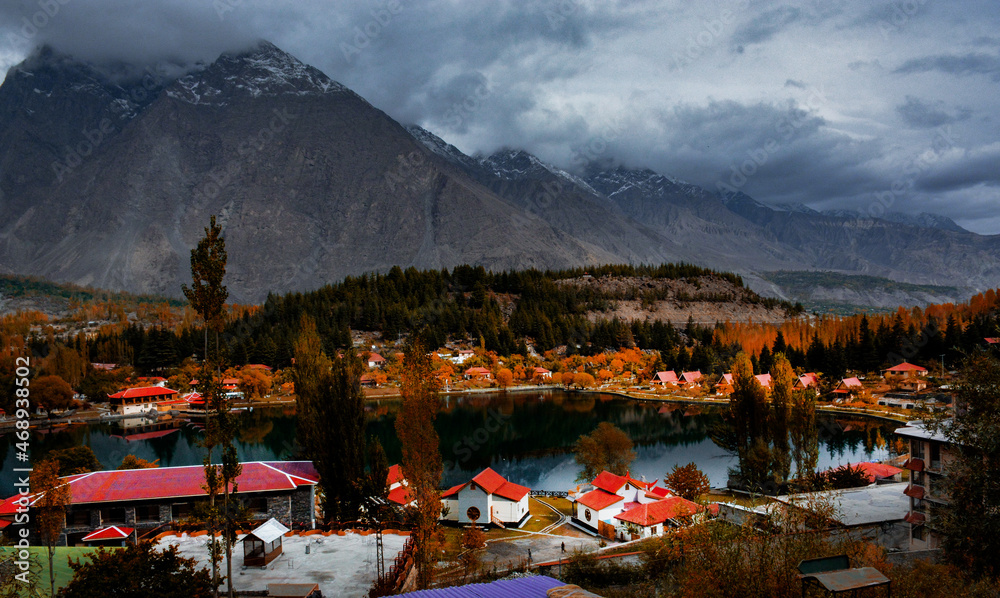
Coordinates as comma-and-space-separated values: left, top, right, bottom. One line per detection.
368, 535, 416, 597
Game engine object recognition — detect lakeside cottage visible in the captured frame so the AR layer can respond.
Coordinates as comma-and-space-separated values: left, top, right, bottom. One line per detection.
108, 386, 180, 416
440, 468, 530, 527
571, 470, 683, 539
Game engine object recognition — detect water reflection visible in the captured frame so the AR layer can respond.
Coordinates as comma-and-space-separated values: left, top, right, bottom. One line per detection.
0, 390, 894, 493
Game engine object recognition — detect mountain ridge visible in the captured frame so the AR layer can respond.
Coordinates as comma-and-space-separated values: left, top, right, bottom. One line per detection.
0, 41, 997, 305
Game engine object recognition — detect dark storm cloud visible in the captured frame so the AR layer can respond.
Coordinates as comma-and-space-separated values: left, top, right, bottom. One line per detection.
896, 96, 971, 128
0, 0, 998, 232
894, 52, 1000, 80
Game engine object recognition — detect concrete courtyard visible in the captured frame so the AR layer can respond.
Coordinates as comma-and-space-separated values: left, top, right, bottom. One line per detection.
159, 531, 409, 597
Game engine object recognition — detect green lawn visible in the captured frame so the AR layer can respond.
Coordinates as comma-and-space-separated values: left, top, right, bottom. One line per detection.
0, 546, 104, 594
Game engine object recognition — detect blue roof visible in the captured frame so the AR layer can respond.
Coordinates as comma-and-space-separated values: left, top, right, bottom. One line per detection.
399, 576, 566, 597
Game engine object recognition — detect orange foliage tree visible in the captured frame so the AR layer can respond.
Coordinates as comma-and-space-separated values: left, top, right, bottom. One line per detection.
395, 340, 443, 589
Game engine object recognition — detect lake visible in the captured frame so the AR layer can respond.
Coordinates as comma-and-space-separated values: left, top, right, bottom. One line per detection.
0, 390, 896, 494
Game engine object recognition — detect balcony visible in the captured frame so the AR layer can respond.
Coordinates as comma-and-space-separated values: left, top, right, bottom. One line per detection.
904, 458, 924, 472
903, 511, 926, 525
904, 484, 925, 500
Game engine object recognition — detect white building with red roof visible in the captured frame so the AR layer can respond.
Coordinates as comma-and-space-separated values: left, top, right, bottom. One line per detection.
367, 352, 386, 369
884, 362, 929, 391
1, 461, 318, 546
613, 496, 704, 540
463, 367, 492, 380
440, 468, 530, 527
795, 372, 821, 391
571, 470, 671, 535
108, 386, 179, 416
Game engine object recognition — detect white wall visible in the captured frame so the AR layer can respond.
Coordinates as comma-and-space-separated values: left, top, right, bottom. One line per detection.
457, 485, 491, 524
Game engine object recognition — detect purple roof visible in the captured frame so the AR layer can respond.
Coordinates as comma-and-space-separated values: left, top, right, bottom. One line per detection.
399, 576, 566, 597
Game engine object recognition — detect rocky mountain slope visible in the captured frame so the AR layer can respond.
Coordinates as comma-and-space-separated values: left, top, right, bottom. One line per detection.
0, 41, 998, 305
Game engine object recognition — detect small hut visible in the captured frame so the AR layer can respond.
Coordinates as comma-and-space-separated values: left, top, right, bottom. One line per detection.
242, 518, 290, 567
82, 526, 134, 546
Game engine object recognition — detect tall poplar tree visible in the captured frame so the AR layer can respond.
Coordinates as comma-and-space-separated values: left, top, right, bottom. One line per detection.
182, 215, 228, 362
293, 316, 366, 522
395, 339, 443, 589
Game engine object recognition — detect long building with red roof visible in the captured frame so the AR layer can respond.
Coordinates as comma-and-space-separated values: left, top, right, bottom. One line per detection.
1, 461, 318, 546
440, 468, 530, 527
613, 496, 704, 540
108, 386, 179, 415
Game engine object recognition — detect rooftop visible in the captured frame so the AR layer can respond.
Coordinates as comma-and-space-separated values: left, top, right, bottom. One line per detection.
778, 482, 910, 527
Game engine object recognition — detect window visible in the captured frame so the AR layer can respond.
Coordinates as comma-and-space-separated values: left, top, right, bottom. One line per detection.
466, 506, 481, 522
135, 505, 160, 523
584, 509, 592, 522
171, 503, 193, 521
244, 497, 268, 515
930, 443, 941, 468
912, 525, 925, 541
912, 441, 925, 459
101, 507, 126, 525
68, 509, 90, 526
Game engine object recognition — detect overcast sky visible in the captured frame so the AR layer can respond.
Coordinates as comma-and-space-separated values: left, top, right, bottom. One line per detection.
2, 0, 999, 233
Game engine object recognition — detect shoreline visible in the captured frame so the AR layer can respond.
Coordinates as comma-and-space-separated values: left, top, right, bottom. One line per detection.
0, 383, 913, 430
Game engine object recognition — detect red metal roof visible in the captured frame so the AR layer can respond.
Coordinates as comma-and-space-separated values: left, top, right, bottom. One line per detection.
592, 471, 627, 493
368, 352, 385, 363
82, 526, 133, 541
470, 468, 530, 501
614, 497, 701, 526
651, 371, 678, 384
388, 486, 414, 506
885, 362, 927, 373
576, 489, 624, 511
755, 374, 772, 388
648, 486, 672, 498
109, 387, 179, 399
4, 462, 318, 506
681, 371, 702, 384
829, 462, 902, 482
387, 464, 405, 486
464, 367, 491, 376
441, 483, 465, 499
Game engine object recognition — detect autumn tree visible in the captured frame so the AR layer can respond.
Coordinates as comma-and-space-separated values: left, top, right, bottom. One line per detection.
47, 446, 101, 476
31, 458, 71, 597
724, 352, 772, 490
574, 422, 636, 482
31, 374, 75, 411
181, 215, 228, 362
665, 462, 711, 502
496, 367, 513, 389
789, 388, 819, 482
395, 339, 443, 589
293, 316, 366, 522
118, 455, 159, 469
769, 354, 794, 482
459, 523, 487, 582
59, 542, 213, 598
936, 353, 1000, 580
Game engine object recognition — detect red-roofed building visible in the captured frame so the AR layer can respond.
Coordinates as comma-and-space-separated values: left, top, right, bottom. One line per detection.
679, 371, 702, 386
464, 367, 492, 380
826, 462, 903, 484
572, 470, 666, 534
715, 373, 734, 395
795, 372, 820, 391
884, 362, 928, 391
108, 387, 179, 416
986, 337, 999, 345
533, 367, 552, 380
755, 373, 772, 390
650, 371, 678, 386
247, 364, 273, 371
82, 525, 134, 546
386, 464, 415, 507
832, 377, 864, 401
4, 461, 319, 546
440, 468, 530, 527
367, 352, 386, 369
613, 496, 704, 540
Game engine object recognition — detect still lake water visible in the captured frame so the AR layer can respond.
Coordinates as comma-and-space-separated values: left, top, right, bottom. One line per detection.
0, 390, 895, 494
